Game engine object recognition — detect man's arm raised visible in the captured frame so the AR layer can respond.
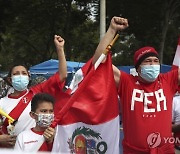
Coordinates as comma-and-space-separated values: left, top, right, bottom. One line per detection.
92, 17, 129, 87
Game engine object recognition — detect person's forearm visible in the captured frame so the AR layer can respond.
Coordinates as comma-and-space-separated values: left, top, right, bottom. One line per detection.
57, 48, 67, 82
92, 27, 117, 65
172, 124, 180, 133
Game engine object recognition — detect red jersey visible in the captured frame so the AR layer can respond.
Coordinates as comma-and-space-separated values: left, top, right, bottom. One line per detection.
118, 69, 178, 153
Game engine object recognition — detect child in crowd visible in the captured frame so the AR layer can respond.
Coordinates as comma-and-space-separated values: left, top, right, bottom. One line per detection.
14, 93, 55, 152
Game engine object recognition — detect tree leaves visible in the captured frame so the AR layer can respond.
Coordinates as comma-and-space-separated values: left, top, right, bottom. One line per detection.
0, 0, 99, 70
0, 0, 180, 71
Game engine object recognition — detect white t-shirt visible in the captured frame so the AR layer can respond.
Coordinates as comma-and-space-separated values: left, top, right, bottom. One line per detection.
0, 90, 35, 135
172, 95, 180, 124
14, 129, 43, 152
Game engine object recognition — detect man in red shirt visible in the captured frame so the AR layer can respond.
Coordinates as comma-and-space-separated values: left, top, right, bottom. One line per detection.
93, 16, 180, 153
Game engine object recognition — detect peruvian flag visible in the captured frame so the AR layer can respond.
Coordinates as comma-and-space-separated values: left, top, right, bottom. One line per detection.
172, 36, 180, 68
51, 53, 120, 153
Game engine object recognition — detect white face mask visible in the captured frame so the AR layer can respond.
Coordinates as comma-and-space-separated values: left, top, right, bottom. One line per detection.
34, 113, 54, 128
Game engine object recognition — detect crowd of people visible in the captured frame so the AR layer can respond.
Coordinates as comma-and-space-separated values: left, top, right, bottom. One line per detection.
0, 16, 179, 154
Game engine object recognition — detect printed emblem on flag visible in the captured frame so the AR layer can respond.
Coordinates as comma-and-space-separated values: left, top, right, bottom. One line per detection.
67, 126, 107, 154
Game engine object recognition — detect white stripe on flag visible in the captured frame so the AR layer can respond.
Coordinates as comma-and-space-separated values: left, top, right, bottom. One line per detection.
68, 68, 84, 94
52, 116, 120, 154
94, 54, 106, 70
173, 37, 180, 66
68, 53, 107, 95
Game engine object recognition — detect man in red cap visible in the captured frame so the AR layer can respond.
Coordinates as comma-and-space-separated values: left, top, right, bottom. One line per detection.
93, 16, 180, 154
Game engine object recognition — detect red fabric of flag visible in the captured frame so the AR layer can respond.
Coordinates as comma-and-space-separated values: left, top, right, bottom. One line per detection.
51, 53, 119, 127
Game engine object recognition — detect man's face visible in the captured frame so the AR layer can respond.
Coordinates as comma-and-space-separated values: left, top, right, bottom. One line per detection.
140, 56, 160, 66
137, 56, 160, 73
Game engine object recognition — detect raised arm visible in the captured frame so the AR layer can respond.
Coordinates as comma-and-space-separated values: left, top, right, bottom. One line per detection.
54, 35, 67, 82
92, 17, 128, 64
92, 17, 128, 87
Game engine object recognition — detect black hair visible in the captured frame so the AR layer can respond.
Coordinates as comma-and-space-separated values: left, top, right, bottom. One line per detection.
6, 64, 30, 87
7, 64, 29, 78
31, 93, 55, 112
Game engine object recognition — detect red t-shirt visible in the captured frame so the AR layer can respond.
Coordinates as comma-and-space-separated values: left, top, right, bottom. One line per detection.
118, 69, 178, 152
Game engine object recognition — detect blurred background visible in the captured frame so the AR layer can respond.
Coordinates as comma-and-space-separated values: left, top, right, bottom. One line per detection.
0, 0, 180, 71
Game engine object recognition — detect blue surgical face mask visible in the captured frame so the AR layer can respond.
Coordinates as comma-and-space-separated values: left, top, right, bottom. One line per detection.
11, 75, 29, 91
140, 65, 160, 82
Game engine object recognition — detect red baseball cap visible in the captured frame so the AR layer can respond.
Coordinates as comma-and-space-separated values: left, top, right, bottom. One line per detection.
134, 46, 159, 69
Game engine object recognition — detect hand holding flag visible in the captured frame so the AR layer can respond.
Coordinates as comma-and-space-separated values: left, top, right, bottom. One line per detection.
51, 33, 121, 153
51, 32, 120, 128
94, 33, 119, 69
33, 27, 121, 153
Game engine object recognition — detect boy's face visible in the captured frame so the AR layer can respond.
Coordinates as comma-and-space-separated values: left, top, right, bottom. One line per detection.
30, 101, 54, 121
30, 101, 54, 128
35, 101, 54, 115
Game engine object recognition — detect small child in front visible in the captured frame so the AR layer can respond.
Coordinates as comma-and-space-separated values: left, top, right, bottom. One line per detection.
14, 93, 55, 152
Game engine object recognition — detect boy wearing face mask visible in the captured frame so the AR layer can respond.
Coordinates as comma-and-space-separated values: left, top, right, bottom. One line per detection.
93, 16, 180, 153
14, 93, 55, 152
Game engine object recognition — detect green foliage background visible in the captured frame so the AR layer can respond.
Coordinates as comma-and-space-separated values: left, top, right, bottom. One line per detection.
0, 0, 179, 71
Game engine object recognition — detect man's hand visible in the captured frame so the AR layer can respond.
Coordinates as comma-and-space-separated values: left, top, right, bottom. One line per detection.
110, 16, 129, 32
0, 134, 16, 147
54, 35, 65, 52
43, 127, 55, 143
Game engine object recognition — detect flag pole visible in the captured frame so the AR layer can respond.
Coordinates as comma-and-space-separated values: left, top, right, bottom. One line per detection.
94, 33, 120, 69
104, 33, 120, 54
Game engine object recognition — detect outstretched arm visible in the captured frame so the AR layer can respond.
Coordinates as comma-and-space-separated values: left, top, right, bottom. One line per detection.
92, 17, 128, 64
92, 17, 129, 87
54, 35, 67, 82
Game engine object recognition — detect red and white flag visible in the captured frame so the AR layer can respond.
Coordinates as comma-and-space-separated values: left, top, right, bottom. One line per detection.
172, 36, 180, 93
51, 53, 120, 153
172, 36, 180, 68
